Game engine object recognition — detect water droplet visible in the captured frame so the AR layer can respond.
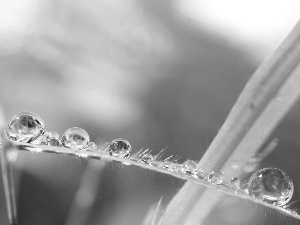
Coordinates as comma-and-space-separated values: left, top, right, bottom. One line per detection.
108, 138, 131, 158
49, 139, 59, 146
61, 127, 90, 150
88, 142, 98, 151
47, 132, 60, 146
196, 169, 205, 179
181, 160, 198, 175
170, 163, 183, 173
6, 112, 45, 143
141, 153, 154, 164
247, 168, 294, 206
206, 170, 224, 185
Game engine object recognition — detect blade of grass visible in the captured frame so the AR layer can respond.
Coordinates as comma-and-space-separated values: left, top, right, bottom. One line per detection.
151, 197, 163, 225
0, 109, 18, 225
159, 20, 300, 225
142, 197, 163, 225
2, 135, 300, 220
182, 63, 300, 225
0, 141, 18, 225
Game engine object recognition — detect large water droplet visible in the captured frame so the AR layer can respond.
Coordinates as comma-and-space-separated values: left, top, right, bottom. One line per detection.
247, 168, 293, 206
61, 127, 90, 150
141, 153, 154, 164
108, 139, 131, 158
6, 112, 45, 143
206, 170, 224, 185
181, 160, 198, 175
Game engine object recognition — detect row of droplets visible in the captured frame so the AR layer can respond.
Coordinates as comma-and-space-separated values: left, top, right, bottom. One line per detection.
5, 112, 295, 209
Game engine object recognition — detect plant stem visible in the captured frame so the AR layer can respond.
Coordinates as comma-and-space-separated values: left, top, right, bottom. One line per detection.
159, 20, 300, 225
5, 138, 300, 221
0, 141, 18, 225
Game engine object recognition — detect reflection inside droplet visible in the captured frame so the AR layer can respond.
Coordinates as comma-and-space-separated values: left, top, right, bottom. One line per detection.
108, 139, 131, 158
141, 153, 154, 164
61, 127, 90, 150
206, 170, 224, 185
6, 112, 45, 143
247, 168, 294, 206
181, 160, 198, 175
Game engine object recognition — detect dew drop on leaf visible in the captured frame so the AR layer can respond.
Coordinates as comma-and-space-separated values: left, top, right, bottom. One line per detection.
6, 112, 45, 143
108, 138, 131, 158
61, 127, 90, 150
247, 168, 294, 206
206, 170, 224, 185
47, 132, 61, 146
141, 153, 154, 164
181, 160, 198, 175
196, 169, 205, 179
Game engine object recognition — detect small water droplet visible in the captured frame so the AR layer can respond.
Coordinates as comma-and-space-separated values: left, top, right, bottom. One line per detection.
170, 163, 183, 173
49, 139, 60, 146
141, 153, 154, 164
88, 142, 98, 151
247, 168, 294, 206
181, 160, 198, 175
206, 170, 224, 185
108, 139, 131, 158
6, 112, 45, 143
48, 139, 60, 146
196, 169, 205, 179
61, 127, 90, 150
47, 132, 60, 146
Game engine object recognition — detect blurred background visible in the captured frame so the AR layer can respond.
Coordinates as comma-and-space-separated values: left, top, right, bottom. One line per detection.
1, 0, 300, 224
